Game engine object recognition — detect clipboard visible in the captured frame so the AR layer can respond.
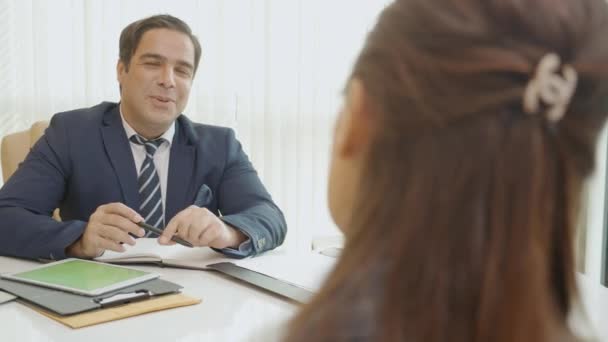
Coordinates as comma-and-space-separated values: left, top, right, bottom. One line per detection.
207, 262, 314, 304
0, 277, 182, 316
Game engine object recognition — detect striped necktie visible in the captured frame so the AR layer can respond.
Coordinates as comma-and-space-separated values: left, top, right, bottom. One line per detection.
130, 135, 165, 236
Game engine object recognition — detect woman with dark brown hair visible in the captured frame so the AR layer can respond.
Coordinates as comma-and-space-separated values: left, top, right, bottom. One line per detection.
286, 0, 608, 341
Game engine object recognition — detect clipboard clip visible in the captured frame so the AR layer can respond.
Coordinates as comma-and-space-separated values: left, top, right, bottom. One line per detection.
94, 290, 152, 308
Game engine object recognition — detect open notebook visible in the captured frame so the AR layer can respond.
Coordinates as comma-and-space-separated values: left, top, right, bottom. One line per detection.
95, 238, 234, 270
95, 238, 337, 303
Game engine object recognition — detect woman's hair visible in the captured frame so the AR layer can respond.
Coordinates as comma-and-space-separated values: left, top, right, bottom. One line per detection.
287, 0, 608, 341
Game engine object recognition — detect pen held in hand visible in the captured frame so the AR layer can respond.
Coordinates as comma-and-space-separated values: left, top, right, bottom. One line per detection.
137, 222, 194, 248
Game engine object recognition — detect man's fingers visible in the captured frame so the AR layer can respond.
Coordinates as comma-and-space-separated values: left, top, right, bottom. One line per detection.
100, 213, 145, 237
186, 222, 203, 243
75, 203, 145, 258
174, 220, 194, 243
189, 211, 213, 242
160, 207, 226, 247
198, 225, 220, 246
100, 202, 144, 223
159, 217, 181, 244
98, 225, 136, 246
97, 237, 126, 253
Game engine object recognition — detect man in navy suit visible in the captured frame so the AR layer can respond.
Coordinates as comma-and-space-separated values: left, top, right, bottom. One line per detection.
0, 15, 286, 260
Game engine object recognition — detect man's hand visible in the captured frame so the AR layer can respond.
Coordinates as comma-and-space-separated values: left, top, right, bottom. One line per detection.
66, 203, 146, 258
159, 206, 247, 249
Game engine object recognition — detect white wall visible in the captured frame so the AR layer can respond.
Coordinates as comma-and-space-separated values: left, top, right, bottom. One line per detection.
0, 0, 392, 253
584, 126, 608, 284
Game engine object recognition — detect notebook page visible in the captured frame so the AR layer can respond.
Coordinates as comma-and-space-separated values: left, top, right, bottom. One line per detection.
96, 238, 234, 268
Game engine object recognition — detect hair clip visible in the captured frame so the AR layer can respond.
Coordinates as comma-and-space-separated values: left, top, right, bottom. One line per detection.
523, 53, 578, 122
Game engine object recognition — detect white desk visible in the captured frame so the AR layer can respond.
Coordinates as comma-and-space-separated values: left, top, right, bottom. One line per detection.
575, 273, 608, 341
0, 256, 298, 341
2, 256, 607, 342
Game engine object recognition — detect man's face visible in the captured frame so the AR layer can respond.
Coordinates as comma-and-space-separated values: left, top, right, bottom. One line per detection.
117, 28, 196, 137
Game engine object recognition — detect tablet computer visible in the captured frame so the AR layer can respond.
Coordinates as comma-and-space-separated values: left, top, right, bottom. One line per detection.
0, 258, 159, 296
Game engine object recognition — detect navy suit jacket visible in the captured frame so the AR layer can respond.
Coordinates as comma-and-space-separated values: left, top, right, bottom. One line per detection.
0, 102, 286, 260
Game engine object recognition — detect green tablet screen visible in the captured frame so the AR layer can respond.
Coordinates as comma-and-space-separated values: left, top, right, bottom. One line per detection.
12, 259, 150, 291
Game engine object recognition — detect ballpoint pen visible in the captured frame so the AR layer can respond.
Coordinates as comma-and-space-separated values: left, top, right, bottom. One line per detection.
137, 222, 194, 248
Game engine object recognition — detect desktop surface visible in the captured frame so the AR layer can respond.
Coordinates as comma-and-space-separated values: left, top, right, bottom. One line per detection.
1, 256, 607, 342
0, 256, 297, 342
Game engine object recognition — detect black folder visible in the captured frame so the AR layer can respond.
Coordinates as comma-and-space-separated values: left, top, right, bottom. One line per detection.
0, 277, 182, 316
207, 262, 314, 304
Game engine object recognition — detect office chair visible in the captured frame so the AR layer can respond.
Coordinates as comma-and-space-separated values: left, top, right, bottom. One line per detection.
0, 121, 60, 220
1, 121, 49, 182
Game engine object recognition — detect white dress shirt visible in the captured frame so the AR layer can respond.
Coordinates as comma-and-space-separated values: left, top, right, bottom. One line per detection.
119, 109, 175, 214
118, 109, 252, 255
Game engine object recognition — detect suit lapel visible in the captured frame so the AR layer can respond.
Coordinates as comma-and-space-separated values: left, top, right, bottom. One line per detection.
100, 107, 140, 211
165, 117, 196, 221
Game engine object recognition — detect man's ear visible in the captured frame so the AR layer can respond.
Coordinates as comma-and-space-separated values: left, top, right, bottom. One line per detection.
335, 79, 373, 158
116, 60, 126, 93
116, 60, 126, 81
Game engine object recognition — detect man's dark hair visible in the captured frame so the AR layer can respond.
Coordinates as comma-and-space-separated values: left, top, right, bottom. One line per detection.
119, 14, 202, 75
